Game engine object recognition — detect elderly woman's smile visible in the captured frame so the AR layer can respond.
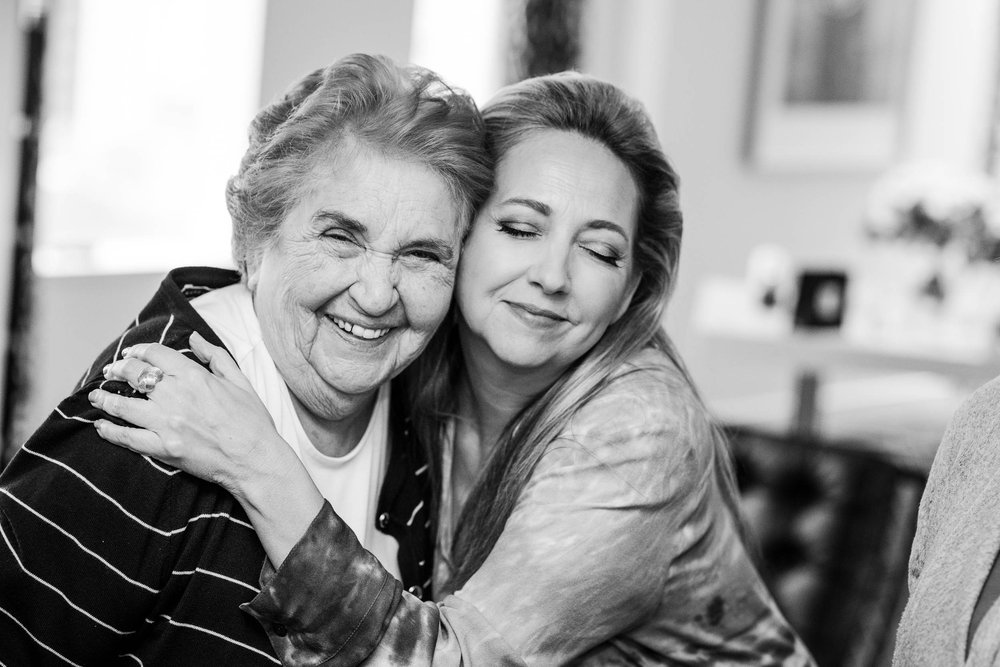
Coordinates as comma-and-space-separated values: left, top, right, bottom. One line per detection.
247, 143, 463, 429
330, 317, 391, 340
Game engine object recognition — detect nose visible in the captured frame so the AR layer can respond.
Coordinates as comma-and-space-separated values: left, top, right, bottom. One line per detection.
348, 252, 400, 316
526, 240, 570, 294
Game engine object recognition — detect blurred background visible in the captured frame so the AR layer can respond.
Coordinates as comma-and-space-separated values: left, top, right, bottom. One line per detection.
3, 0, 999, 465
3, 0, 997, 466
3, 0, 999, 662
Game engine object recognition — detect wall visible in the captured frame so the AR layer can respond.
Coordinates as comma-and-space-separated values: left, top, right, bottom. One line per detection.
258, 0, 414, 104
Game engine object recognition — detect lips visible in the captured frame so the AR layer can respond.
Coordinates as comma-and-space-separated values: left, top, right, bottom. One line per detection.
330, 316, 392, 340
505, 301, 568, 323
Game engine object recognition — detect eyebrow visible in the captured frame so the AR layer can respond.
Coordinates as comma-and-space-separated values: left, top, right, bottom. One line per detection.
502, 198, 631, 241
503, 197, 551, 216
314, 209, 456, 261
314, 210, 366, 233
584, 219, 631, 241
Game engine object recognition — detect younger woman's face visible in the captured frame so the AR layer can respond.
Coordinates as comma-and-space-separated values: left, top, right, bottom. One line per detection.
456, 129, 639, 378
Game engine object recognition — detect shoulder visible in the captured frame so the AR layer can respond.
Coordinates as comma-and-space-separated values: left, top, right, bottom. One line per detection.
5, 268, 238, 489
921, 374, 1000, 506
73, 267, 238, 393
944, 374, 1000, 449
546, 348, 714, 498
929, 373, 1000, 482
567, 347, 709, 447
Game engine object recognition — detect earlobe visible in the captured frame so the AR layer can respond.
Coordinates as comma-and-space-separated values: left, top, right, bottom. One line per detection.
244, 253, 262, 293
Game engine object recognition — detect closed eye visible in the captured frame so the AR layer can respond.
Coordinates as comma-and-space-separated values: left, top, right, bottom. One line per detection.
405, 248, 442, 262
496, 220, 538, 239
400, 239, 455, 265
324, 231, 360, 244
315, 211, 366, 246
583, 245, 624, 267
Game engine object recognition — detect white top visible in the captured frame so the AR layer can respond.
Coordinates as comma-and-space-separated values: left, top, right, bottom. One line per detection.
191, 283, 400, 578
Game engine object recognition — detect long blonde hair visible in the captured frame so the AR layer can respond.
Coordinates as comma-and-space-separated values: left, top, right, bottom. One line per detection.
403, 72, 742, 594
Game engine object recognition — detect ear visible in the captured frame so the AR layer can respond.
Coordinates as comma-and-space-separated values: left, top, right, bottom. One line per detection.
613, 275, 640, 323
243, 250, 263, 293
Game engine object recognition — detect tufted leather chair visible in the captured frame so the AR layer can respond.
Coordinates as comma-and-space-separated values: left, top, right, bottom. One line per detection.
724, 425, 927, 667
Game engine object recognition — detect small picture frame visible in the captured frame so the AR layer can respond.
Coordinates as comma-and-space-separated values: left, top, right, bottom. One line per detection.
745, 0, 916, 171
794, 270, 849, 329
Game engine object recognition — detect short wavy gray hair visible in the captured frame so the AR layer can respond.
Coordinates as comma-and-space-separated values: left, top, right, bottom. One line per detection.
226, 53, 493, 274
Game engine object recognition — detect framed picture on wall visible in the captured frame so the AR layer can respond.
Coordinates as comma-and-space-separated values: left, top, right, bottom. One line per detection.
745, 0, 916, 171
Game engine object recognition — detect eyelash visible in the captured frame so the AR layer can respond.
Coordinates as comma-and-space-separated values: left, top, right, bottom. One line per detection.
496, 220, 624, 268
406, 249, 442, 263
495, 220, 537, 239
324, 231, 359, 245
585, 247, 623, 267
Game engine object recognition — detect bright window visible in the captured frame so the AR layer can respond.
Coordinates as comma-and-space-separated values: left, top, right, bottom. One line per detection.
33, 0, 266, 276
410, 0, 505, 107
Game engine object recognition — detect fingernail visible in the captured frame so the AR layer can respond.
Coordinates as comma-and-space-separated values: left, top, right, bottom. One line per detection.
102, 364, 111, 377
122, 347, 132, 357
190, 332, 203, 343
93, 419, 104, 429
88, 389, 99, 403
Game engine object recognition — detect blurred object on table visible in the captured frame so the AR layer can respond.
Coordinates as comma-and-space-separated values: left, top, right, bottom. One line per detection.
848, 160, 1000, 357
794, 270, 849, 329
746, 243, 797, 311
692, 233, 1000, 460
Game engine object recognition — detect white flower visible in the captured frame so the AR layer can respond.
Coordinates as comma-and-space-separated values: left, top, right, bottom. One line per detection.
864, 161, 999, 241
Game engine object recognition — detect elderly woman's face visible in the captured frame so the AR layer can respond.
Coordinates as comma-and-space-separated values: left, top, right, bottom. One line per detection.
456, 130, 639, 378
246, 142, 462, 420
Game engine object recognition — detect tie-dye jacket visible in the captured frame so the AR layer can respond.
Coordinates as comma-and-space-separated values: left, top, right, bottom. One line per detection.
242, 347, 815, 665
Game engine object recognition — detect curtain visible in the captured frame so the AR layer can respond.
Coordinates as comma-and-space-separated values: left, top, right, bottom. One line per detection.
506, 0, 583, 83
1, 12, 45, 469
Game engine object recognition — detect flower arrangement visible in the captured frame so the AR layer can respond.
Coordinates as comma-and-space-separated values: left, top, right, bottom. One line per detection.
851, 161, 1000, 351
864, 161, 1000, 262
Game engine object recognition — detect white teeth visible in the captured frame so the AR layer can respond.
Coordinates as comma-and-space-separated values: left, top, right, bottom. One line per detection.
332, 317, 390, 340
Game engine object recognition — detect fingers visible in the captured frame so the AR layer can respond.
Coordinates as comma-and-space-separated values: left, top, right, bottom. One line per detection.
189, 332, 253, 390
89, 388, 159, 430
187, 331, 213, 365
120, 342, 199, 376
93, 419, 164, 458
103, 357, 159, 393
121, 334, 251, 392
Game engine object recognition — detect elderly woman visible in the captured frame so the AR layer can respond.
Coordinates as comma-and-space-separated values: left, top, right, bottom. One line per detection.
0, 54, 491, 665
89, 72, 814, 665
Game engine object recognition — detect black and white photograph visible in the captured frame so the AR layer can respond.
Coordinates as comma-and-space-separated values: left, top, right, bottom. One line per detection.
1, 0, 1000, 664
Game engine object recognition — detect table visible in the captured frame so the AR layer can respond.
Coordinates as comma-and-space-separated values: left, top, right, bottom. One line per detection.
692, 277, 1000, 438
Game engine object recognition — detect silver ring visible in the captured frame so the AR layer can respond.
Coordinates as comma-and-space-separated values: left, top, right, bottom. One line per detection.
136, 366, 164, 394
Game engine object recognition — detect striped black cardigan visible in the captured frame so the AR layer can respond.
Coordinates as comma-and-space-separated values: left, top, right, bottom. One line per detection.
0, 267, 433, 666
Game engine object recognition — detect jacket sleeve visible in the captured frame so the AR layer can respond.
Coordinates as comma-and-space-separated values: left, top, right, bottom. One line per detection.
243, 378, 804, 665
907, 376, 1000, 590
0, 385, 190, 664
